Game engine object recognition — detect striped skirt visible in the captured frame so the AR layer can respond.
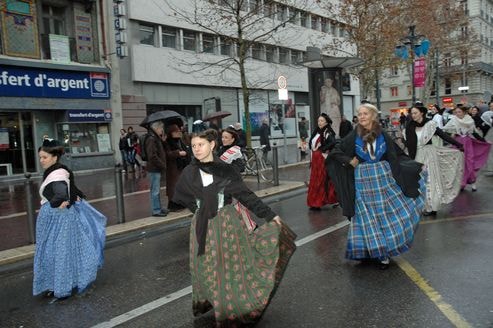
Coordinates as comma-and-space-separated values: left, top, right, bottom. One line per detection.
190, 204, 296, 326
346, 161, 425, 261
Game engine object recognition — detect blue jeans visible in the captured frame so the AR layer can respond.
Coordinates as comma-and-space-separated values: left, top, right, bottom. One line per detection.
148, 172, 162, 215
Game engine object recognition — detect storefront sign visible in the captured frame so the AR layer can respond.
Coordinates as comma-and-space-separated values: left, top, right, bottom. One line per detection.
0, 65, 110, 98
398, 101, 407, 107
67, 110, 112, 122
442, 97, 453, 103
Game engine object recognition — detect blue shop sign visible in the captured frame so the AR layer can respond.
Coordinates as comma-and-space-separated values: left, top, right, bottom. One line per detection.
67, 110, 112, 122
0, 65, 110, 99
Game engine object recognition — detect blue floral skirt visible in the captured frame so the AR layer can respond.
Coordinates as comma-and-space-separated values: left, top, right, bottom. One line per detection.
346, 161, 425, 260
33, 200, 106, 298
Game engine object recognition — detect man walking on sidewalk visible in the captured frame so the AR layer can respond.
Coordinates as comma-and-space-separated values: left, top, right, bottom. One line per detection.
144, 121, 169, 217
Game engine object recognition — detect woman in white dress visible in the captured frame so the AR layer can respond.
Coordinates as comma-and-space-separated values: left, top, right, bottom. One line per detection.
404, 105, 464, 216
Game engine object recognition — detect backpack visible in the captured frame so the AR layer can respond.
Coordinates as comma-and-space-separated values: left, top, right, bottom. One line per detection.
139, 133, 150, 161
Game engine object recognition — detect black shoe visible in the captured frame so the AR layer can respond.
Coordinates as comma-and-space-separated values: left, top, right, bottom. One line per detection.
152, 212, 167, 217
309, 207, 321, 211
422, 211, 437, 216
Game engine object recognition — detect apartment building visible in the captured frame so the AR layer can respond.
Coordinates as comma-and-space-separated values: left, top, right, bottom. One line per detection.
111, 0, 361, 147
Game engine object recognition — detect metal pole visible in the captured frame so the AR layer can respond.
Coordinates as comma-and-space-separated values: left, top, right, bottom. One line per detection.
18, 112, 27, 173
272, 143, 279, 186
375, 69, 381, 110
25, 173, 36, 243
283, 101, 287, 164
115, 164, 125, 223
409, 25, 416, 105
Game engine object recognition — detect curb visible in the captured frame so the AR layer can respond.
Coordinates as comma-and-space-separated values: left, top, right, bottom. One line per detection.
0, 181, 306, 267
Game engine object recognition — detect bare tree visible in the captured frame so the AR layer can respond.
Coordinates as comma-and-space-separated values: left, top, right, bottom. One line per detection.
159, 0, 310, 146
318, 0, 471, 104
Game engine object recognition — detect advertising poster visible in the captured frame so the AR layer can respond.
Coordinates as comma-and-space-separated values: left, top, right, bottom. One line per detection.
310, 69, 343, 134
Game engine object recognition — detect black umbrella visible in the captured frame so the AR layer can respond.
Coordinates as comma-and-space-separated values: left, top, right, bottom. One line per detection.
202, 110, 232, 122
140, 110, 182, 128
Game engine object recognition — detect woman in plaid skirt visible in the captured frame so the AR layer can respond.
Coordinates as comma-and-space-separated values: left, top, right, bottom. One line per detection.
326, 103, 425, 269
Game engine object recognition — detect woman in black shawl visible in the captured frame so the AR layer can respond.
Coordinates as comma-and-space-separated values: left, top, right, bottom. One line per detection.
172, 129, 296, 326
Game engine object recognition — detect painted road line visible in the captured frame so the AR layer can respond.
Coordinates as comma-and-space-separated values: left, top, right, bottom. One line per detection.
420, 212, 493, 225
90, 220, 349, 328
91, 286, 192, 328
395, 258, 472, 328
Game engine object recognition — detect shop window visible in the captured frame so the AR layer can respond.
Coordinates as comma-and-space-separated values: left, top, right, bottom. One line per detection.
139, 24, 155, 46
58, 123, 112, 154
162, 26, 177, 49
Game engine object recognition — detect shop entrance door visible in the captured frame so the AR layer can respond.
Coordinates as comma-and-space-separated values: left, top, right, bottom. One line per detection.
0, 112, 35, 175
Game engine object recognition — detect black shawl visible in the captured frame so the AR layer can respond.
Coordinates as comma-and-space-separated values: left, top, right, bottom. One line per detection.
42, 162, 86, 205
325, 130, 423, 219
172, 157, 276, 255
404, 118, 430, 159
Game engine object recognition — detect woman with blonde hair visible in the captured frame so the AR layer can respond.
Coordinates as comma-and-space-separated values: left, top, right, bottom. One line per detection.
327, 103, 425, 269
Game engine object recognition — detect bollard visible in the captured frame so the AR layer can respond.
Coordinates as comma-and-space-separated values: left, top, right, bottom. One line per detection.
272, 143, 279, 186
115, 164, 126, 223
24, 173, 36, 244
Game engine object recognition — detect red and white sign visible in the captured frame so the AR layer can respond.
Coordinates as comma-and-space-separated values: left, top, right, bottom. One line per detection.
413, 58, 426, 88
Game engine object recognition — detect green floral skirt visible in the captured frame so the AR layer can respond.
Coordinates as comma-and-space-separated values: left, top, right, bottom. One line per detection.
190, 204, 296, 326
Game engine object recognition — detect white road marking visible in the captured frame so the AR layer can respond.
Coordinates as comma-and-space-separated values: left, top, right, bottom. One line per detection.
90, 220, 349, 327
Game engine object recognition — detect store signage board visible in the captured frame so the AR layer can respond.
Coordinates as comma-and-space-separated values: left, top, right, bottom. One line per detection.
0, 65, 110, 99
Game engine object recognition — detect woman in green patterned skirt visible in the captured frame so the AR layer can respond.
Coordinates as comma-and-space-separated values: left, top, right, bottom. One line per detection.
173, 129, 296, 327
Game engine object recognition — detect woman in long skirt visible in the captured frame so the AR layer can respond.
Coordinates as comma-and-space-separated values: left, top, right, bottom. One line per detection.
327, 104, 425, 269
404, 104, 464, 216
173, 129, 296, 326
443, 106, 491, 191
33, 139, 106, 300
307, 113, 338, 210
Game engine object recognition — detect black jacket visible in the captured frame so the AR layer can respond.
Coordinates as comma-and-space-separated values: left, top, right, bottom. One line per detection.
259, 123, 271, 151
326, 130, 423, 218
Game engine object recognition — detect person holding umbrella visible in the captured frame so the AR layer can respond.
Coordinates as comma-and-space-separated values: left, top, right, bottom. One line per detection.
144, 121, 169, 217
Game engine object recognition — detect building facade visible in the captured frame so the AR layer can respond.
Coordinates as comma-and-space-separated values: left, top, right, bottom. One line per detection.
112, 0, 361, 150
0, 0, 114, 177
379, 0, 493, 121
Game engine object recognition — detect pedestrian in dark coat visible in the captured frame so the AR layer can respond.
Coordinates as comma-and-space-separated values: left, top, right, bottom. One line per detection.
339, 115, 353, 138
164, 124, 190, 211
144, 121, 168, 217
259, 118, 271, 161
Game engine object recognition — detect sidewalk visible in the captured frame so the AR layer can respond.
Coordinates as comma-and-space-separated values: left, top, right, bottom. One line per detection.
0, 162, 310, 267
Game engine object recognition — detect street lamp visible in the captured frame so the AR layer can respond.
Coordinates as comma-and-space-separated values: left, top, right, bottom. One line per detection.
395, 25, 430, 105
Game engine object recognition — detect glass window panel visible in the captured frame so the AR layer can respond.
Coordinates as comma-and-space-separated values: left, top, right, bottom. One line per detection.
162, 27, 177, 48
220, 37, 232, 56
202, 34, 215, 53
251, 43, 262, 59
183, 30, 196, 51
139, 24, 155, 45
279, 48, 288, 64
58, 123, 111, 154
266, 46, 274, 62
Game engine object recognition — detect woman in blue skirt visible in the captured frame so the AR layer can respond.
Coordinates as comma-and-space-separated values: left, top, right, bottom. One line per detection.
326, 103, 425, 269
33, 139, 106, 300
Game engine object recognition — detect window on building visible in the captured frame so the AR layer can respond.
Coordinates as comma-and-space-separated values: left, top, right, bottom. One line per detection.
445, 78, 452, 94
162, 26, 177, 48
339, 27, 345, 37
430, 81, 436, 96
280, 5, 288, 21
139, 24, 155, 46
461, 26, 468, 39
251, 43, 262, 60
390, 86, 399, 97
320, 17, 328, 33
299, 11, 308, 27
220, 37, 233, 56
202, 33, 215, 53
265, 45, 275, 62
291, 50, 300, 64
311, 15, 319, 30
42, 4, 66, 36
249, 0, 259, 11
331, 23, 337, 36
391, 65, 399, 75
461, 54, 468, 65
279, 48, 288, 64
407, 85, 412, 96
461, 75, 468, 87
263, 0, 275, 18
183, 30, 197, 51
57, 123, 112, 154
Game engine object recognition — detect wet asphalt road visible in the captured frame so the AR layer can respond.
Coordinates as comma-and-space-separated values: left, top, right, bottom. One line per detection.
1, 179, 493, 327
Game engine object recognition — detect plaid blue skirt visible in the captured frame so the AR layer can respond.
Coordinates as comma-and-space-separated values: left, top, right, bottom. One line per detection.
346, 161, 425, 260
